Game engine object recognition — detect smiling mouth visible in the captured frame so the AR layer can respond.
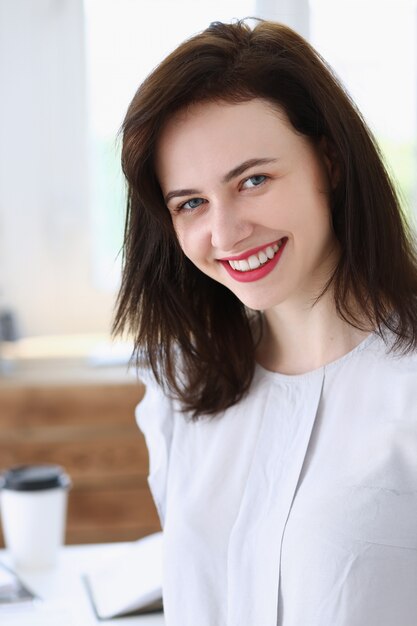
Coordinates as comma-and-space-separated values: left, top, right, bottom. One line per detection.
226, 238, 286, 272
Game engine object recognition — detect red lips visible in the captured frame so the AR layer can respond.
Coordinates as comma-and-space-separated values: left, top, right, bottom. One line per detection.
220, 238, 288, 283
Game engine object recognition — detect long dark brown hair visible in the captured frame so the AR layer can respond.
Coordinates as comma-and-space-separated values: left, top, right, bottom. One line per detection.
113, 19, 417, 419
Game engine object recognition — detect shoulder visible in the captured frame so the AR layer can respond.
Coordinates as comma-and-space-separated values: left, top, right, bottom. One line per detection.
331, 330, 417, 423
370, 329, 417, 374
134, 370, 179, 526
135, 369, 177, 437
341, 327, 417, 372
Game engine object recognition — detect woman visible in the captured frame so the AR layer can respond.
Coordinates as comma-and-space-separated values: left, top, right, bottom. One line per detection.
114, 20, 417, 626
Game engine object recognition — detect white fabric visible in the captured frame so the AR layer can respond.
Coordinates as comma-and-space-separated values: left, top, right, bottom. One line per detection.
135, 331, 417, 626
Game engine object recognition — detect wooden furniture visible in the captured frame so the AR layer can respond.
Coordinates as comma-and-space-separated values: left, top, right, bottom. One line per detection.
0, 356, 161, 546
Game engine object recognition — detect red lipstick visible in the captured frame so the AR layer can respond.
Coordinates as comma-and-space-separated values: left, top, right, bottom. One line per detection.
220, 238, 287, 283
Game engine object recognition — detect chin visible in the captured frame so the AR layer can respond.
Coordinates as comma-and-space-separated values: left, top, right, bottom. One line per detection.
232, 292, 285, 312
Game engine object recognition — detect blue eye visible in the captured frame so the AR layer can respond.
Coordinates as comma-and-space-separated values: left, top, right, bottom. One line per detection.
179, 197, 205, 211
242, 175, 267, 189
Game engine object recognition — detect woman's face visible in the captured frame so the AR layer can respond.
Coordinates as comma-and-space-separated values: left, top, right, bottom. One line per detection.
156, 98, 340, 312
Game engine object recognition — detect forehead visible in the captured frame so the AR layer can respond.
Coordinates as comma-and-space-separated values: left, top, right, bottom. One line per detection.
155, 99, 295, 186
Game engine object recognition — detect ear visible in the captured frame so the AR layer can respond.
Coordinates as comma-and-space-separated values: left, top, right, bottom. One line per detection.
319, 136, 340, 189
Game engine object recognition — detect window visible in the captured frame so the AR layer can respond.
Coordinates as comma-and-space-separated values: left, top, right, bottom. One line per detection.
310, 0, 417, 224
84, 0, 256, 291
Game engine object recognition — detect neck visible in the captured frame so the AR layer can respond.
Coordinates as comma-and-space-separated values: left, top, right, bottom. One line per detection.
256, 291, 372, 375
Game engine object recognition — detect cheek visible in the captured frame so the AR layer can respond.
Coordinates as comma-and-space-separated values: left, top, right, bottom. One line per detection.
172, 220, 187, 251
292, 187, 332, 237
174, 221, 208, 260
174, 224, 200, 265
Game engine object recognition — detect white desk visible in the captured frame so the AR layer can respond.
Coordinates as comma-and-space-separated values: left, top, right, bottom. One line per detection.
0, 543, 165, 625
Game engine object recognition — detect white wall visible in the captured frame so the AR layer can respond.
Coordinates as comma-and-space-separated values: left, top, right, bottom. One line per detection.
0, 0, 113, 337
255, 0, 310, 37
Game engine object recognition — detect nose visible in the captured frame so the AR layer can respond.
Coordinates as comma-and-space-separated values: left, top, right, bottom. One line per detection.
209, 199, 254, 252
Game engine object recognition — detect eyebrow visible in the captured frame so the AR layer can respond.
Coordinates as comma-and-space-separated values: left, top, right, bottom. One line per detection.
163, 157, 278, 204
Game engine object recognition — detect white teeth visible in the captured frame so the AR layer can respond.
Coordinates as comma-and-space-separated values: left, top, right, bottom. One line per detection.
248, 255, 261, 270
227, 239, 285, 272
237, 259, 250, 271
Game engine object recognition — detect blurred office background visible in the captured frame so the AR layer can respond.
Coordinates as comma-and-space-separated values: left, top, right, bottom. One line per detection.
0, 0, 415, 343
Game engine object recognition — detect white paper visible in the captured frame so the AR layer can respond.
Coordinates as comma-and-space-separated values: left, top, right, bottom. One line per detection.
0, 601, 74, 625
0, 560, 36, 605
84, 532, 163, 619
0, 563, 16, 591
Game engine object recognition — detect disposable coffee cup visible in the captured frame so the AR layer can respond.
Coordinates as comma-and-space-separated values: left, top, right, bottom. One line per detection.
0, 464, 71, 570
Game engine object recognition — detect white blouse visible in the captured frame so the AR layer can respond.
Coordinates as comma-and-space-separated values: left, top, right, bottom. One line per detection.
136, 330, 417, 626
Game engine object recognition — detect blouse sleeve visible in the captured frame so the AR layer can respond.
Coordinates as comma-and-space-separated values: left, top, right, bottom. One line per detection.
135, 374, 174, 528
